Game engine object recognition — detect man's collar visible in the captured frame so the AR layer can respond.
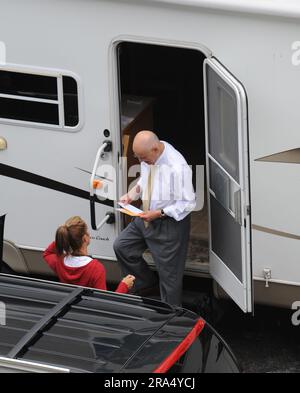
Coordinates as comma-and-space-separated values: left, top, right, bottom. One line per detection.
155, 141, 166, 165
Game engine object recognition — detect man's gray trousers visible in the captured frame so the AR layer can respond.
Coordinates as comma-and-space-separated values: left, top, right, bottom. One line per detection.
113, 215, 191, 306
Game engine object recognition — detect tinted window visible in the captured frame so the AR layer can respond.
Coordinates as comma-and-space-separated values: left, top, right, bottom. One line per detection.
0, 70, 79, 128
63, 76, 79, 127
168, 333, 240, 373
207, 66, 239, 182
0, 71, 57, 100
0, 97, 59, 125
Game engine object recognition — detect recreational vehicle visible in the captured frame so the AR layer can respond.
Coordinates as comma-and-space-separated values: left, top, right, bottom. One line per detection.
1, 0, 300, 313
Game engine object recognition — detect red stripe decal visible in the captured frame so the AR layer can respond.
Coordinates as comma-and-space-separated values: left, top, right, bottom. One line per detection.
153, 318, 206, 373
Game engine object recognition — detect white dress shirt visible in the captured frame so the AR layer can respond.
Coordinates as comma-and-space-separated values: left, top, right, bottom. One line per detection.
137, 141, 196, 221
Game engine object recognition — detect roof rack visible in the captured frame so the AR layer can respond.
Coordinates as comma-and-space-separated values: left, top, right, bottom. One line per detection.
7, 286, 89, 359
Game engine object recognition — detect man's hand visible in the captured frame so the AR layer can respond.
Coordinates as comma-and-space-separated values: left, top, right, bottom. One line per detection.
119, 185, 141, 205
119, 193, 132, 205
139, 210, 161, 222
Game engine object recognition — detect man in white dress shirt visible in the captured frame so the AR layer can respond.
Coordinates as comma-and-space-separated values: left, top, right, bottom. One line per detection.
113, 131, 196, 306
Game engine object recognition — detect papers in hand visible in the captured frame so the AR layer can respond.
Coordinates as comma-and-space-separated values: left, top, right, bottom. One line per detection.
116, 202, 143, 217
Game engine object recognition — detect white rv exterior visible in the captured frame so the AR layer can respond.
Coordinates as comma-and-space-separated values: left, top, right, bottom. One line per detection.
1, 0, 300, 312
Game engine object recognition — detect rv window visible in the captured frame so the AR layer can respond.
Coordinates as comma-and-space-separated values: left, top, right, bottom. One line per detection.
0, 97, 59, 125
0, 70, 79, 128
62, 76, 79, 127
0, 71, 57, 100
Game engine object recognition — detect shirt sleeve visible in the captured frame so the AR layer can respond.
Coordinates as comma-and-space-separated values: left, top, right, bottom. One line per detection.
115, 281, 129, 294
136, 176, 142, 189
163, 164, 196, 221
92, 263, 128, 294
133, 178, 142, 199
43, 241, 59, 273
91, 261, 129, 293
136, 162, 148, 194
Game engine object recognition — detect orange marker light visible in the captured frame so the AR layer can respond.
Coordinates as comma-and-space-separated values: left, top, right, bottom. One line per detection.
93, 180, 103, 189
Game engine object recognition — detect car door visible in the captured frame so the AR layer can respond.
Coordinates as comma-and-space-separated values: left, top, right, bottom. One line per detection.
203, 57, 252, 312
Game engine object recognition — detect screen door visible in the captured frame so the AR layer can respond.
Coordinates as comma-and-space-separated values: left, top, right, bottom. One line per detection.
204, 58, 252, 312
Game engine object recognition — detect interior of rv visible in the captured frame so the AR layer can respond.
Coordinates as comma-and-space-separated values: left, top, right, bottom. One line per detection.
117, 42, 209, 274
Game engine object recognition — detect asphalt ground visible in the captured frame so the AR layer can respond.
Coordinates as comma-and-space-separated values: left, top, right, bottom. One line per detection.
169, 277, 300, 373
215, 302, 300, 373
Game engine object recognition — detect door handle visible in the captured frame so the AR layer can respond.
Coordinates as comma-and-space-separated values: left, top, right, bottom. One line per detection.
89, 140, 113, 230
89, 140, 112, 195
90, 203, 115, 230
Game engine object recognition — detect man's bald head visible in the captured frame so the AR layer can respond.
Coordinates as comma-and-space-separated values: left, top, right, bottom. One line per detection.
133, 131, 159, 153
132, 131, 164, 165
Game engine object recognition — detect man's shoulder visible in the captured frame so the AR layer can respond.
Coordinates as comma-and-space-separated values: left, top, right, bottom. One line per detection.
163, 141, 188, 165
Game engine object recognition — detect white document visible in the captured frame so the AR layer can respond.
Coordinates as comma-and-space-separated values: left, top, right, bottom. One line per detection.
117, 202, 144, 216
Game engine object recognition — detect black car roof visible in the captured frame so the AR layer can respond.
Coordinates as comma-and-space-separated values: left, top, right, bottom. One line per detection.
0, 275, 201, 373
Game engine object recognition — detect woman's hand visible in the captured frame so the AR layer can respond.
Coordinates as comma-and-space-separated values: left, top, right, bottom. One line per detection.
122, 274, 135, 289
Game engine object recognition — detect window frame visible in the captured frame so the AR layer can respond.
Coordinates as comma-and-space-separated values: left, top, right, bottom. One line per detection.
0, 64, 83, 132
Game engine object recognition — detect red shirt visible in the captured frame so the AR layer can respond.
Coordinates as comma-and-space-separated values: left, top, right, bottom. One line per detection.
43, 242, 128, 294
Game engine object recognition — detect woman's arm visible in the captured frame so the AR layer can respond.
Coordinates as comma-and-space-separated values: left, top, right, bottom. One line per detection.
92, 262, 107, 290
43, 241, 58, 273
92, 261, 129, 293
115, 281, 129, 294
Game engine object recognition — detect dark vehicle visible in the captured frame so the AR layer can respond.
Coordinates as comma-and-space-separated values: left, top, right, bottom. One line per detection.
0, 274, 240, 373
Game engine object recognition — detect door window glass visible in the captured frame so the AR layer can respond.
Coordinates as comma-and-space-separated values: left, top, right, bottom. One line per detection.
207, 67, 239, 182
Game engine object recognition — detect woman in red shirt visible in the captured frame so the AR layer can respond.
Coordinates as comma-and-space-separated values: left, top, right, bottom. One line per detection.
43, 216, 135, 293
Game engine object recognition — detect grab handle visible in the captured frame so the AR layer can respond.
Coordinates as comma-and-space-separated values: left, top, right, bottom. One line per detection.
89, 141, 113, 230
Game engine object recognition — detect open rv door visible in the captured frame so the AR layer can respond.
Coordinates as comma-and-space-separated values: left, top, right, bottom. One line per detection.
203, 58, 252, 313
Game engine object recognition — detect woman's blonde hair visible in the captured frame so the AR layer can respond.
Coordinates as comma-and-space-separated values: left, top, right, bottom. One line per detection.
55, 216, 88, 256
